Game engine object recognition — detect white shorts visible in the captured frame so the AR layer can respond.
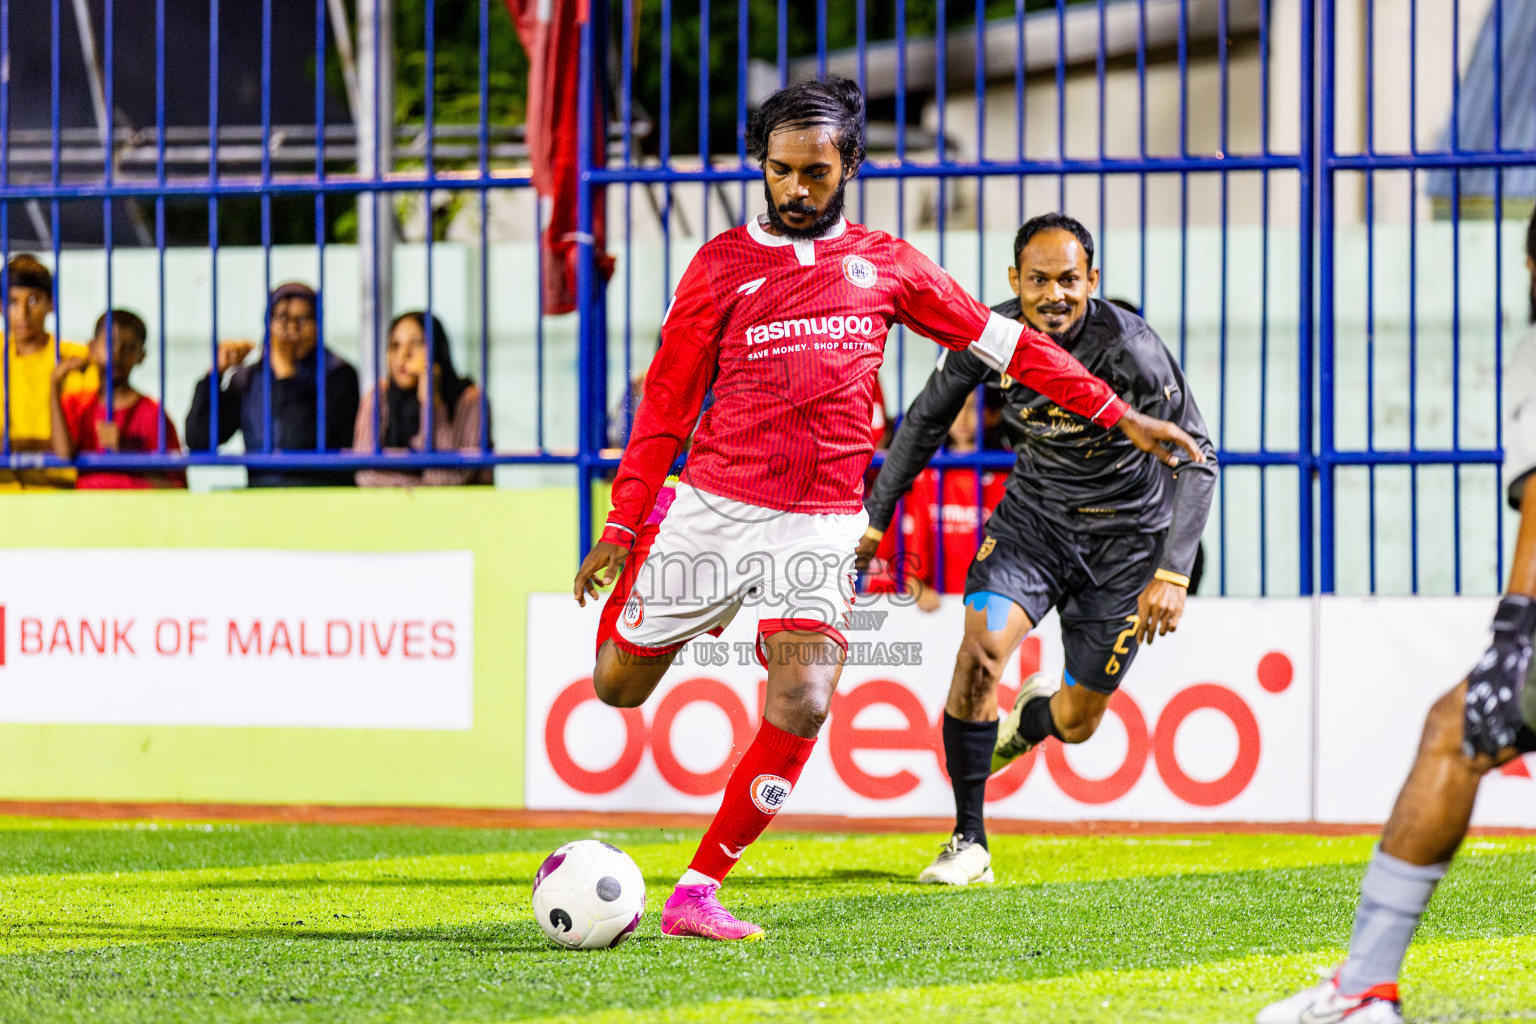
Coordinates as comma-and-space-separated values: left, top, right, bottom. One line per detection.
612, 483, 867, 663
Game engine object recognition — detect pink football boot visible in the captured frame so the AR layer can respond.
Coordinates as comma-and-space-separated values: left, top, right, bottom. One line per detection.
660, 884, 765, 941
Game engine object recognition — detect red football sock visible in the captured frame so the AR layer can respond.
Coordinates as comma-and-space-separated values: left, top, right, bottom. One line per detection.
687, 720, 816, 882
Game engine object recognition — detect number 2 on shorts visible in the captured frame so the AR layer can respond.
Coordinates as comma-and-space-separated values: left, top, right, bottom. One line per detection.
1104, 614, 1140, 676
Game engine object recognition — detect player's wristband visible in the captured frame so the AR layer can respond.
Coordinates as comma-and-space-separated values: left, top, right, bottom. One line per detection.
1153, 568, 1190, 589
862, 526, 885, 542
1490, 594, 1536, 641
599, 523, 637, 550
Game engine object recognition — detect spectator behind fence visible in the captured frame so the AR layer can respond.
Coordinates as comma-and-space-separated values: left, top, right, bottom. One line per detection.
3, 254, 98, 489
186, 282, 360, 487
866, 387, 1008, 609
353, 311, 490, 486
50, 310, 185, 490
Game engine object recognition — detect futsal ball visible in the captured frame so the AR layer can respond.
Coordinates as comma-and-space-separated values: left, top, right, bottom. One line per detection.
532, 839, 646, 949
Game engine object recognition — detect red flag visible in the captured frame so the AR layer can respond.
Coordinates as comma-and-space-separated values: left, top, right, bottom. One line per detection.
506, 0, 615, 315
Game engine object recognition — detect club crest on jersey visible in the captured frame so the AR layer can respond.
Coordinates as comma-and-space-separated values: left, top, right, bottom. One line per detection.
749, 774, 793, 814
843, 255, 878, 289
622, 593, 644, 629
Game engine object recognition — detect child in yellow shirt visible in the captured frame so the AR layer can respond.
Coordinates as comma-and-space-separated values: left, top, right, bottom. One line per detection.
3, 254, 97, 488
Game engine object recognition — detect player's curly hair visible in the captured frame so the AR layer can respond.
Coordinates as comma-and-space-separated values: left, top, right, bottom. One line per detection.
1014, 213, 1096, 271
747, 77, 867, 179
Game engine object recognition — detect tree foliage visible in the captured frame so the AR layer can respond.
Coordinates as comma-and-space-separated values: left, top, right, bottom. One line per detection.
626, 0, 1074, 160
389, 0, 1077, 154
392, 0, 530, 128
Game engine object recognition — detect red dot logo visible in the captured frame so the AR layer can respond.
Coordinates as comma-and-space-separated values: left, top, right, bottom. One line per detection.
1256, 652, 1293, 693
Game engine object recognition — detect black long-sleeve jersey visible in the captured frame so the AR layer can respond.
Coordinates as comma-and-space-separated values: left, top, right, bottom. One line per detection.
865, 296, 1217, 580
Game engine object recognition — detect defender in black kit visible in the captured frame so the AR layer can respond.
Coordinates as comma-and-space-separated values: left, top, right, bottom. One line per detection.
856, 213, 1217, 886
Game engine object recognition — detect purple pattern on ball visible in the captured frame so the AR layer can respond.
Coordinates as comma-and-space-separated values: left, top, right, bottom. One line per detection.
532, 851, 566, 894
609, 909, 643, 948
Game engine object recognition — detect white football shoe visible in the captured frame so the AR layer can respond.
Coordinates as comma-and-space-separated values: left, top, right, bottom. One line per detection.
991, 671, 1061, 774
1256, 970, 1403, 1024
916, 833, 994, 885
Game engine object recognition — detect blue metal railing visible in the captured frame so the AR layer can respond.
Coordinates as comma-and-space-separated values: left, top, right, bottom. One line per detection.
6, 1, 1533, 598
578, 0, 1536, 599
1320, 0, 1536, 596
578, 0, 1315, 596
0, 0, 546, 479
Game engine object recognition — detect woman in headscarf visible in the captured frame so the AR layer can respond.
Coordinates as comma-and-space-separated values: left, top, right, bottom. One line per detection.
185, 281, 361, 487
353, 311, 492, 486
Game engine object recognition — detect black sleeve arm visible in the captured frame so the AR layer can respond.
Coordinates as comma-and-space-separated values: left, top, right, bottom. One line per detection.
1136, 335, 1218, 582
865, 347, 993, 532
185, 370, 243, 452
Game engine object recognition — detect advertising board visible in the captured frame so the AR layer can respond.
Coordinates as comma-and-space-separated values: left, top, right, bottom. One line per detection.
1317, 596, 1536, 827
0, 550, 474, 730
527, 595, 1314, 822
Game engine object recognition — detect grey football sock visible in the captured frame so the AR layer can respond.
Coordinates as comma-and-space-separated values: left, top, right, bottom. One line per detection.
1336, 847, 1447, 992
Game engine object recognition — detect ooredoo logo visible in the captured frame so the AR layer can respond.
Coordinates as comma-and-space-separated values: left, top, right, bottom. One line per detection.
622, 594, 644, 629
749, 774, 792, 814
843, 255, 877, 288
540, 646, 1295, 809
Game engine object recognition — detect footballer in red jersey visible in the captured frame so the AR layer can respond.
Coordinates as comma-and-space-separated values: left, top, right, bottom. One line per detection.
571, 77, 1203, 942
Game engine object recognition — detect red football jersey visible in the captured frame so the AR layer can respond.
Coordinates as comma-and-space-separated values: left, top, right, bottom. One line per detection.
865, 467, 1009, 595
62, 390, 186, 490
604, 217, 1128, 540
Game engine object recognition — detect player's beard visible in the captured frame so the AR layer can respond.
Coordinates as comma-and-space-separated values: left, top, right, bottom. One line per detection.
762, 176, 848, 240
1031, 303, 1088, 346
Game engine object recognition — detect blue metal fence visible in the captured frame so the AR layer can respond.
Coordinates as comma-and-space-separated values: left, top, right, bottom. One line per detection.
577, 0, 1536, 598
577, 0, 1317, 595
0, 0, 545, 479
1321, 0, 1536, 596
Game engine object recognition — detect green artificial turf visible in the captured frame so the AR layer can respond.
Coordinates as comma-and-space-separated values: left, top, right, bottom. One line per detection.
0, 819, 1530, 1023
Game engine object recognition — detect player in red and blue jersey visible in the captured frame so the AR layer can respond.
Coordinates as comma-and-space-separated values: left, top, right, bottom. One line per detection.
572, 77, 1204, 941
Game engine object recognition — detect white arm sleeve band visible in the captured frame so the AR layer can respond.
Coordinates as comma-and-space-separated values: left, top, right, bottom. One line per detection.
1090, 394, 1120, 423
967, 311, 1024, 373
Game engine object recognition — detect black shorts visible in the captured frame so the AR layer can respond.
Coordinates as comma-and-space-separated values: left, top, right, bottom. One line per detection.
964, 496, 1163, 695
